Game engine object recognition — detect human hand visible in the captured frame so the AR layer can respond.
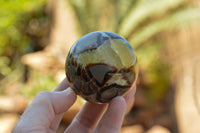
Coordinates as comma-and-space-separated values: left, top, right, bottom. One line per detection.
12, 78, 136, 133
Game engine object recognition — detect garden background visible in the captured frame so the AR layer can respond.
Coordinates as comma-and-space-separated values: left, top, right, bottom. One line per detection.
0, 0, 200, 132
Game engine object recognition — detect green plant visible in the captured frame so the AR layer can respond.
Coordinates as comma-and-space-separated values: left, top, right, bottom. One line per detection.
0, 0, 49, 94
0, 0, 47, 56
21, 70, 58, 99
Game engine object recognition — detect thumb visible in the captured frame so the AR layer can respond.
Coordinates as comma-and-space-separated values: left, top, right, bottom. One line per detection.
49, 87, 77, 114
32, 87, 77, 115
13, 87, 76, 132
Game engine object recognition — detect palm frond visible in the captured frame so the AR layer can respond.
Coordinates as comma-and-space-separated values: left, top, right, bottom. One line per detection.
118, 0, 187, 37
128, 7, 200, 48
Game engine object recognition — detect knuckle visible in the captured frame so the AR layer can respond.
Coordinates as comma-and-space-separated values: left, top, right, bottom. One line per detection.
37, 91, 51, 98
35, 91, 52, 102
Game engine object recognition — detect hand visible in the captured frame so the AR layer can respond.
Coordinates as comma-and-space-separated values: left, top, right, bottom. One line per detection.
12, 78, 136, 133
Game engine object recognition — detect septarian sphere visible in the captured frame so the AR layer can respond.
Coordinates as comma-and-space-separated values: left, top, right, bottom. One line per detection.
65, 31, 138, 103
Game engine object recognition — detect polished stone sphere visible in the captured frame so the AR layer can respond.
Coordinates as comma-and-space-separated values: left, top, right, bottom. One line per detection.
65, 31, 138, 103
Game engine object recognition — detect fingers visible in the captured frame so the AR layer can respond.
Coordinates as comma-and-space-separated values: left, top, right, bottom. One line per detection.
65, 102, 107, 133
49, 78, 72, 130
124, 84, 136, 104
65, 85, 137, 133
124, 85, 136, 113
49, 113, 65, 132
95, 97, 127, 133
13, 87, 77, 133
94, 85, 136, 133
54, 78, 70, 91
48, 88, 77, 131
49, 88, 76, 114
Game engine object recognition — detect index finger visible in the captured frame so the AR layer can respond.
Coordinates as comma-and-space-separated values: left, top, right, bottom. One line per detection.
54, 78, 70, 91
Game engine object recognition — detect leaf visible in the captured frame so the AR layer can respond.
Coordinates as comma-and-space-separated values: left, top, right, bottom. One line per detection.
118, 0, 187, 37
129, 7, 200, 48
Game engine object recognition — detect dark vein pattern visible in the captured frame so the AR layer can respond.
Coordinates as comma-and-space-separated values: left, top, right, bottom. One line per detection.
65, 31, 138, 103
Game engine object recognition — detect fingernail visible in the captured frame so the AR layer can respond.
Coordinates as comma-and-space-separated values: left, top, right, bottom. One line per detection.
113, 96, 124, 100
63, 87, 73, 94
112, 96, 127, 106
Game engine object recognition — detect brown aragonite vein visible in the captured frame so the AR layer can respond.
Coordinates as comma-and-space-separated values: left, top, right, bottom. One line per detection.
86, 63, 117, 86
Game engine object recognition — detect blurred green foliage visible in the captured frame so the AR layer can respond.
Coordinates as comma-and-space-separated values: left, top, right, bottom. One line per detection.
21, 70, 58, 99
0, 0, 50, 95
0, 0, 48, 56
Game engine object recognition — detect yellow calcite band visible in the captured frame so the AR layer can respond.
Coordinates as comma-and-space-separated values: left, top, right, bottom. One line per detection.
77, 38, 136, 69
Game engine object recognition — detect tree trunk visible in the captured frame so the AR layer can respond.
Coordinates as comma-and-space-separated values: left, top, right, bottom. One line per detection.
22, 0, 79, 81
166, 24, 200, 133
